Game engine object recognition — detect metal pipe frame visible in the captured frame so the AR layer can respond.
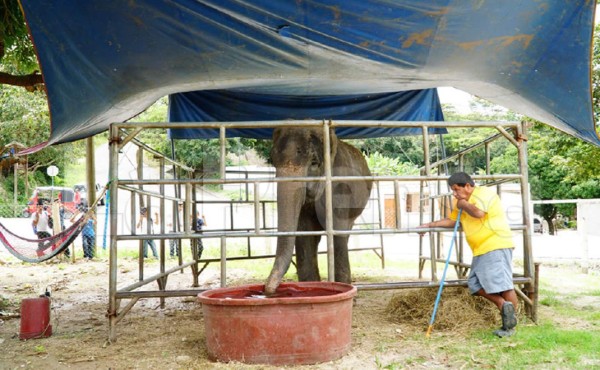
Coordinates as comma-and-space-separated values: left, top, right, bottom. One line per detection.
107, 119, 535, 341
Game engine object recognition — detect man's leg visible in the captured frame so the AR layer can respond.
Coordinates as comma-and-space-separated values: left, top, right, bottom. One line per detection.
475, 288, 517, 310
149, 240, 158, 258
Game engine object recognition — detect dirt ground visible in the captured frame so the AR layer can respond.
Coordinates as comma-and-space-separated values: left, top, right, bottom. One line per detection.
1, 247, 599, 369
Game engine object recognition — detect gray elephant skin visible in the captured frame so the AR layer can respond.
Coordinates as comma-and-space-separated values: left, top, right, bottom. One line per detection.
265, 126, 373, 295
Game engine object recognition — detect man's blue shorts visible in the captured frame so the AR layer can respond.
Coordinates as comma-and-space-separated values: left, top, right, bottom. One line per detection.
468, 248, 514, 295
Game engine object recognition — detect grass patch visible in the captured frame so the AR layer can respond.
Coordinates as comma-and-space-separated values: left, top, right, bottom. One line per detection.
457, 322, 600, 368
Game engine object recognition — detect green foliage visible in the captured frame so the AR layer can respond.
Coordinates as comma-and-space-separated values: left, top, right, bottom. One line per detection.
351, 136, 424, 166
0, 85, 84, 206
527, 120, 600, 225
366, 152, 419, 176
0, 0, 38, 73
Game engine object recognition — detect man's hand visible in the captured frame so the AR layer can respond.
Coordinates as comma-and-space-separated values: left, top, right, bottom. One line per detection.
416, 222, 431, 236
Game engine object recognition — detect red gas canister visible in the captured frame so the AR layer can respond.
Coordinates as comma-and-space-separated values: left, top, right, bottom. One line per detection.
19, 296, 52, 340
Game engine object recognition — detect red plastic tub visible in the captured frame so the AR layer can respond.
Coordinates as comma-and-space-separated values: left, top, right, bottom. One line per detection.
197, 282, 356, 365
19, 297, 52, 340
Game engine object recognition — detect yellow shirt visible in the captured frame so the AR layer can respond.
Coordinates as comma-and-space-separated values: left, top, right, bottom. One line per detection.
449, 186, 513, 256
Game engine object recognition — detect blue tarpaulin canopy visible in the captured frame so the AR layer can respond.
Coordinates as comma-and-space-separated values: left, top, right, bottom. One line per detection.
19, 0, 599, 147
167, 89, 445, 139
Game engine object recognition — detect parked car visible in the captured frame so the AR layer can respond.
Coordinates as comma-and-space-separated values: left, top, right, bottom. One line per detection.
22, 186, 77, 218
533, 216, 543, 233
73, 183, 105, 206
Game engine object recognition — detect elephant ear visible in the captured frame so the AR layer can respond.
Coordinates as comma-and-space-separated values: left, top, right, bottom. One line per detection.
329, 127, 338, 159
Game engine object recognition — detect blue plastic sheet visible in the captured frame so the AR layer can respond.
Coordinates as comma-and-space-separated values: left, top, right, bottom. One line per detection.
19, 0, 598, 147
167, 89, 445, 139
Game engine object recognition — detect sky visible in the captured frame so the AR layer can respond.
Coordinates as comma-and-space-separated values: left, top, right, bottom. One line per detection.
437, 87, 474, 114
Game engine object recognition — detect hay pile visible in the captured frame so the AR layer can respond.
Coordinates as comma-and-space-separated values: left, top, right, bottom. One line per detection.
386, 287, 501, 333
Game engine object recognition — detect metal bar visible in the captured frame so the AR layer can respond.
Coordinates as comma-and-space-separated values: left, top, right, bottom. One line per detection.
517, 123, 533, 278
426, 132, 505, 171
220, 235, 227, 287
496, 125, 519, 147
118, 127, 143, 150
117, 120, 520, 130
219, 126, 226, 180
323, 121, 335, 282
112, 297, 140, 326
108, 124, 120, 342
115, 173, 523, 186
254, 182, 260, 234
376, 181, 386, 269
355, 277, 532, 291
116, 223, 528, 242
118, 261, 197, 292
514, 286, 533, 306
116, 290, 208, 299
130, 136, 194, 172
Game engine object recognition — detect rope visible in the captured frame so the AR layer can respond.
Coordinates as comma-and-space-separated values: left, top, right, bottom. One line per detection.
102, 188, 110, 250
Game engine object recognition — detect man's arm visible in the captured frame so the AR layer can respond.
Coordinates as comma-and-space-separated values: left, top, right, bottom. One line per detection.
418, 218, 457, 229
457, 199, 485, 219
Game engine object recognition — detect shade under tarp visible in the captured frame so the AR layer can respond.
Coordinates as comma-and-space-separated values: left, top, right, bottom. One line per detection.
19, 0, 599, 148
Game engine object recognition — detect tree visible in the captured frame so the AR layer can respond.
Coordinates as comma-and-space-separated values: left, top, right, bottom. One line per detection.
527, 121, 600, 234
0, 0, 43, 90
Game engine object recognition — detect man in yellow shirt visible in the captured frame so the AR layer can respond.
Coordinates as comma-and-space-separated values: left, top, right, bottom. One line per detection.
419, 172, 518, 337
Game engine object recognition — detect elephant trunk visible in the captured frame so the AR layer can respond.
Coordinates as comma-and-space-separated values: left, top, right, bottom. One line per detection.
264, 173, 305, 295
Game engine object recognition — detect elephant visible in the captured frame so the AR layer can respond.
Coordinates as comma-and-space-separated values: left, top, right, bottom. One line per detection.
264, 126, 373, 295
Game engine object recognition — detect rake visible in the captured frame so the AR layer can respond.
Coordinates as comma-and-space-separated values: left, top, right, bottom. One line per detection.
426, 208, 463, 338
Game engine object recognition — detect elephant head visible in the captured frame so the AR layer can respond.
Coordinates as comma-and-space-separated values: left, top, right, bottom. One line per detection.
265, 127, 371, 295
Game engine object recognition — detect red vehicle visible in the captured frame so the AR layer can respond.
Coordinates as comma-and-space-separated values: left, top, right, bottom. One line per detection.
23, 186, 77, 218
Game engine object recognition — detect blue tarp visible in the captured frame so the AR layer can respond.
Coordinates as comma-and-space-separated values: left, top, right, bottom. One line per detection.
19, 0, 599, 147
167, 89, 445, 139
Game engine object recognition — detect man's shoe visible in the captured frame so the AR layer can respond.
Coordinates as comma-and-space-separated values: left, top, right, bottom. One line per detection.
501, 302, 517, 330
493, 328, 516, 338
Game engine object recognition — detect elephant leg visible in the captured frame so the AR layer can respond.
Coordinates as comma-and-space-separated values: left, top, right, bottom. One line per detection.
295, 235, 322, 281
333, 235, 352, 284
295, 213, 322, 281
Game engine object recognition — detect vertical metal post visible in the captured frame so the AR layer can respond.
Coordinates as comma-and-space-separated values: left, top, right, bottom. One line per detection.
137, 148, 144, 281
108, 124, 120, 342
418, 176, 425, 279
422, 126, 437, 281
86, 137, 97, 256
376, 181, 385, 269
517, 121, 535, 318
485, 142, 491, 176
219, 126, 226, 182
394, 180, 401, 229
13, 163, 18, 217
220, 235, 227, 287
323, 121, 335, 282
159, 158, 166, 308
254, 182, 261, 234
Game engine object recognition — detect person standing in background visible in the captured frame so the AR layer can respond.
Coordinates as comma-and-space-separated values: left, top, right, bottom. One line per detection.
137, 207, 159, 259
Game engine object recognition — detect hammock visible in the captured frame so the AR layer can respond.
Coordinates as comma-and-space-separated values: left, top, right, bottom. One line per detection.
0, 214, 88, 263
0, 184, 108, 263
